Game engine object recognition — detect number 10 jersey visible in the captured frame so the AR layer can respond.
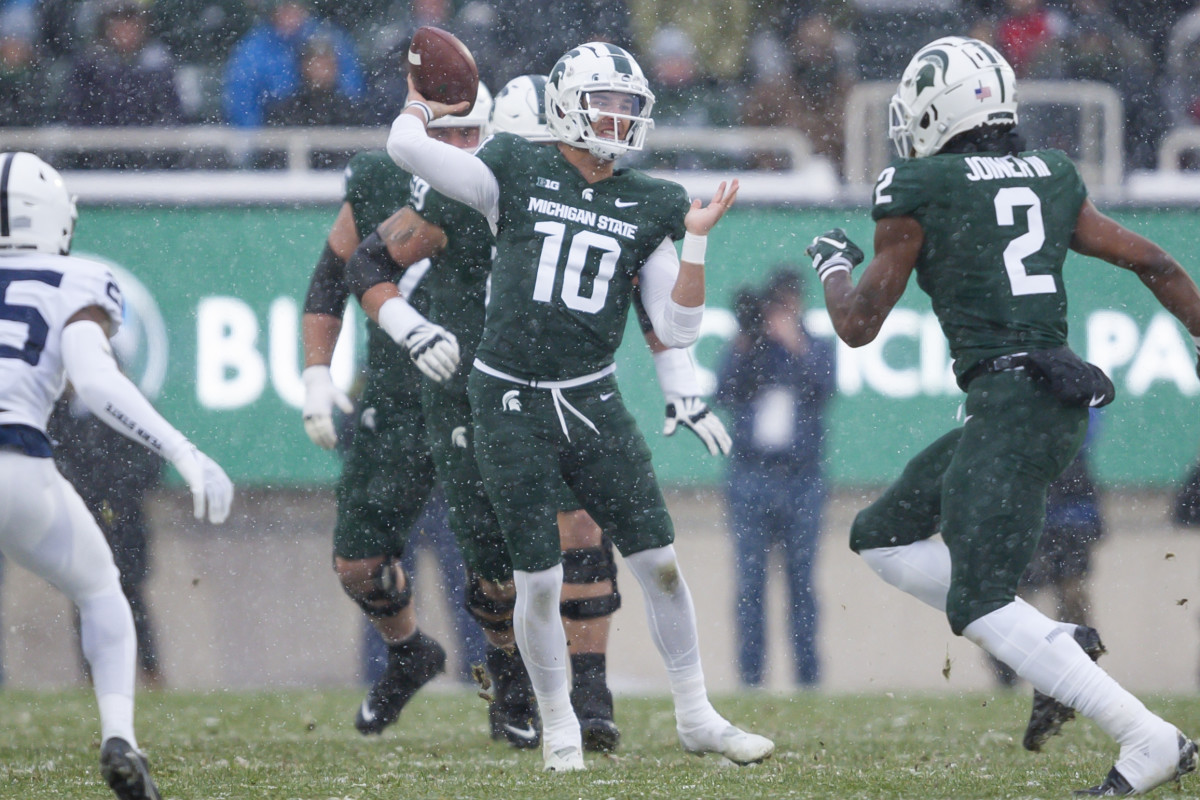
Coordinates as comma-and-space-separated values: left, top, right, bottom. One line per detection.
474, 133, 689, 382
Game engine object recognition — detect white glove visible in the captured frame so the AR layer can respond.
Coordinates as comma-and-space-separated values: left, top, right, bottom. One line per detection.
664, 396, 732, 456
302, 365, 354, 450
404, 323, 460, 383
171, 445, 234, 524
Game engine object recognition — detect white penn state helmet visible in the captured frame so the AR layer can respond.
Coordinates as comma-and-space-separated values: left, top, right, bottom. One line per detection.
545, 42, 655, 161
0, 151, 77, 255
428, 82, 494, 137
491, 74, 555, 142
888, 36, 1018, 159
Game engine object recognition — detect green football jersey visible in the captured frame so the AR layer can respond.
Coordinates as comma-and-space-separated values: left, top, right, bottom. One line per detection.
343, 151, 429, 413
474, 133, 689, 381
872, 149, 1087, 381
406, 176, 494, 396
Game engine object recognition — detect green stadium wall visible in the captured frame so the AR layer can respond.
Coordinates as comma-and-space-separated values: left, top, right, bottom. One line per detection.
74, 205, 1200, 489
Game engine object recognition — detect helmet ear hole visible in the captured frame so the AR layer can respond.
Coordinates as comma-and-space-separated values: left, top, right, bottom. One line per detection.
919, 112, 931, 130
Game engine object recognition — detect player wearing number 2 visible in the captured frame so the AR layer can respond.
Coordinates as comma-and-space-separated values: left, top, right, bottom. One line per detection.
808, 36, 1200, 795
387, 42, 772, 772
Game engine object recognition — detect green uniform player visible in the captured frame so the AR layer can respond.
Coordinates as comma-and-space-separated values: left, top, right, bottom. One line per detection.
300, 92, 493, 738
351, 74, 731, 755
810, 36, 1200, 796
388, 42, 772, 772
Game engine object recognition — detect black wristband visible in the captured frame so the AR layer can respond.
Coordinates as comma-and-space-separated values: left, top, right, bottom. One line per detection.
346, 230, 405, 301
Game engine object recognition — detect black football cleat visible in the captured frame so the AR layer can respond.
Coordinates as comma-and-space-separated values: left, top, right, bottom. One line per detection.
1075, 766, 1136, 797
99, 737, 161, 800
1023, 625, 1107, 752
1075, 733, 1197, 796
486, 646, 540, 749
355, 631, 446, 735
572, 678, 620, 753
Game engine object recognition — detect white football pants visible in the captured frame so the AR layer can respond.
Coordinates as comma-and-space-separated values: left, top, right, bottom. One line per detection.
0, 452, 138, 746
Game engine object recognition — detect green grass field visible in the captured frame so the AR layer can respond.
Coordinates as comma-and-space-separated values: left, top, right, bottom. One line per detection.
0, 688, 1197, 800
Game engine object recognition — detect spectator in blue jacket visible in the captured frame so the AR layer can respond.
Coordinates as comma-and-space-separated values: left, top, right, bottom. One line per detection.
716, 267, 836, 687
222, 0, 363, 128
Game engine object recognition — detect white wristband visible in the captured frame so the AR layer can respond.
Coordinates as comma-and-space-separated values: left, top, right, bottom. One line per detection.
680, 232, 707, 264
404, 101, 432, 125
818, 263, 851, 284
377, 296, 428, 344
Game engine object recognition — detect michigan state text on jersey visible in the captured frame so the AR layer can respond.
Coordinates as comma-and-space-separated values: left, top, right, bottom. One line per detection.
387, 40, 772, 774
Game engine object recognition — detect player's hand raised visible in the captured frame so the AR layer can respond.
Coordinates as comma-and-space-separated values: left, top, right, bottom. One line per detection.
806, 228, 864, 284
403, 75, 471, 123
683, 180, 739, 236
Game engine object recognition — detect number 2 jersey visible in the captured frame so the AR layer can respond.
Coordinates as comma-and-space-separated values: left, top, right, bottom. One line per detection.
871, 148, 1087, 384
473, 133, 689, 382
0, 252, 123, 435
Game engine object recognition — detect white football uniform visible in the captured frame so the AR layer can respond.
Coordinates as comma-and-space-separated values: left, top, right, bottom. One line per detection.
0, 250, 136, 745
0, 251, 122, 436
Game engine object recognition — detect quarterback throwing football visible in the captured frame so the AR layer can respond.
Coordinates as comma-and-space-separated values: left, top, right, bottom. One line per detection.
387, 43, 771, 772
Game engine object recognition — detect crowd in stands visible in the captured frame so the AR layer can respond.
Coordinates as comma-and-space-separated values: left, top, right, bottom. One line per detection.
1, 0, 1199, 172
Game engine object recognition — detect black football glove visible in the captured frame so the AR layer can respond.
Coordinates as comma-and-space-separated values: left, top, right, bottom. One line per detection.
806, 228, 864, 284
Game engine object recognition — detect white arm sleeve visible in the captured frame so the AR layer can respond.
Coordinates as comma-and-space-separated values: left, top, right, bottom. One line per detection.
639, 236, 706, 348
652, 346, 703, 398
387, 113, 501, 228
60, 320, 191, 463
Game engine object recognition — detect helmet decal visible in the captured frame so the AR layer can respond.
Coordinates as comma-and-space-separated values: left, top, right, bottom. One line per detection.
888, 36, 1018, 159
544, 42, 655, 161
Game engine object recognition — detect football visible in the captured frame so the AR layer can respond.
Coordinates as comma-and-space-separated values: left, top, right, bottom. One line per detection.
407, 26, 479, 116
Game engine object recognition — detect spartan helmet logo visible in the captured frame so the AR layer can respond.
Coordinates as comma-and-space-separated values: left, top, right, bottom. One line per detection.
888, 36, 1017, 158
451, 426, 468, 448
914, 49, 949, 96
582, 188, 594, 201
502, 390, 522, 412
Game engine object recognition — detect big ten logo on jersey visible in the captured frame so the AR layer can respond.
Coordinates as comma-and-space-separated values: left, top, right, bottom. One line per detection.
78, 255, 169, 400
537, 177, 560, 191
195, 295, 359, 411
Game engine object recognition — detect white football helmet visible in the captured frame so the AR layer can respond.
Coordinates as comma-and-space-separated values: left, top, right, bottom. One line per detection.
491, 74, 555, 142
888, 36, 1018, 159
545, 42, 655, 161
0, 152, 77, 255
428, 82, 494, 137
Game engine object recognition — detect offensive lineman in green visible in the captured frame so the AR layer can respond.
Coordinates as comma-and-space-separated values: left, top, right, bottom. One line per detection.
387, 42, 773, 772
807, 36, 1200, 795
299, 88, 494, 737
349, 74, 733, 755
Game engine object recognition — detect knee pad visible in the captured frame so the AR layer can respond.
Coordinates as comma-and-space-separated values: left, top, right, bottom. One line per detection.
560, 538, 622, 621
342, 557, 412, 619
465, 572, 515, 632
